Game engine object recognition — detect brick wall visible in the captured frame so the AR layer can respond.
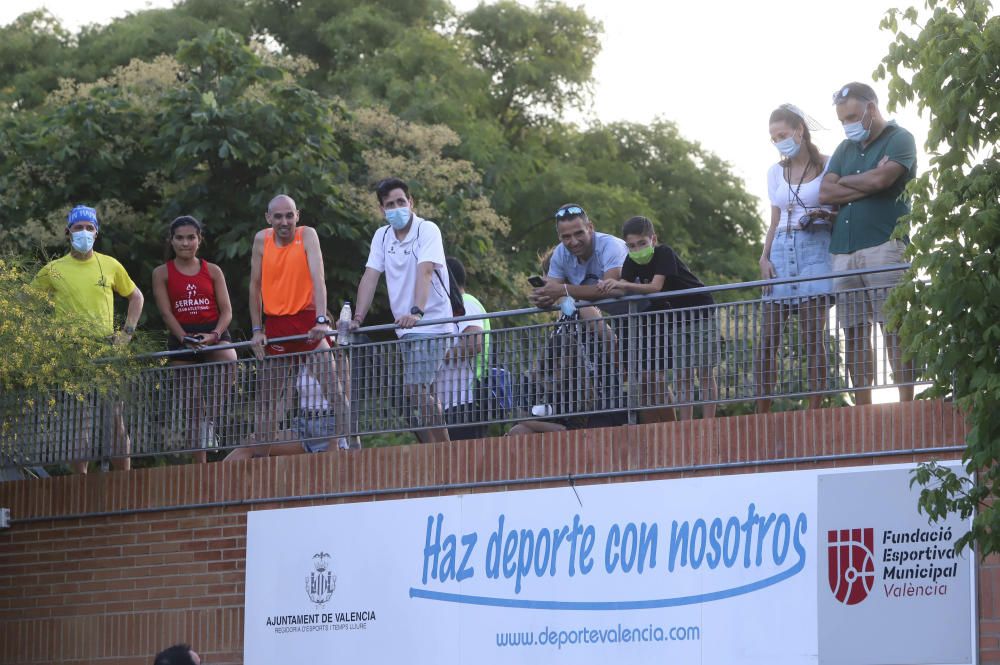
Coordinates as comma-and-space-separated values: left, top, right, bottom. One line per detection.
0, 400, 983, 664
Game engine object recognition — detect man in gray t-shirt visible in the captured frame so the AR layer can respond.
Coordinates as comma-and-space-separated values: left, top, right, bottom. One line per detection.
528, 203, 628, 418
529, 203, 628, 314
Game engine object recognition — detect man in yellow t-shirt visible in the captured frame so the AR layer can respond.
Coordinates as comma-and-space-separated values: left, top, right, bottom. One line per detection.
32, 206, 143, 340
31, 205, 144, 472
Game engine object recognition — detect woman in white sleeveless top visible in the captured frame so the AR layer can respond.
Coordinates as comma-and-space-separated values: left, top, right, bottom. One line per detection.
756, 104, 834, 412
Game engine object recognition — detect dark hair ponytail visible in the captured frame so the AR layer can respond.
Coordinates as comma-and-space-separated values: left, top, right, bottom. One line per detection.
769, 106, 824, 177
165, 215, 204, 261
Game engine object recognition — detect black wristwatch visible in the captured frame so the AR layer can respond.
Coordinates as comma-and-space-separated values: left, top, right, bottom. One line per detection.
316, 315, 330, 326
409, 306, 424, 317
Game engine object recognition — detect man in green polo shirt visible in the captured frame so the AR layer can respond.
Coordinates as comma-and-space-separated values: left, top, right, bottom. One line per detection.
820, 82, 916, 405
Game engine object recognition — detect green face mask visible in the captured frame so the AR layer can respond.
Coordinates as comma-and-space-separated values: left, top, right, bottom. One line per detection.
629, 245, 655, 265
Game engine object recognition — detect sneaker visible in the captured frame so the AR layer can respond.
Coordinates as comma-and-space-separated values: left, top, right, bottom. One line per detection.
337, 437, 350, 450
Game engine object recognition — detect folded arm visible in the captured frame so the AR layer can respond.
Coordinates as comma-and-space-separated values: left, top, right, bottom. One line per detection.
837, 158, 906, 194
819, 172, 870, 205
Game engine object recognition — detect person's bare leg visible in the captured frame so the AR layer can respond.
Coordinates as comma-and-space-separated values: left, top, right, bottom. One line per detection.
184, 362, 207, 463
199, 349, 238, 463
227, 355, 288, 461
884, 329, 915, 402
698, 367, 718, 419
639, 371, 674, 424
802, 299, 831, 410
843, 323, 874, 406
401, 383, 448, 443
330, 344, 356, 445
418, 385, 450, 443
755, 302, 787, 414
71, 401, 92, 474
676, 368, 694, 421
224, 445, 256, 462
110, 402, 131, 471
579, 307, 622, 411
191, 363, 209, 463
507, 420, 567, 435
268, 443, 306, 455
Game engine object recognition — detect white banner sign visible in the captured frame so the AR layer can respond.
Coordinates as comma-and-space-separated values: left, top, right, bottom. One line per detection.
244, 463, 975, 664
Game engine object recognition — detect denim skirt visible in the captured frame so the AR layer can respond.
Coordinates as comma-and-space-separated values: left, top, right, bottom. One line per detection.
765, 227, 833, 302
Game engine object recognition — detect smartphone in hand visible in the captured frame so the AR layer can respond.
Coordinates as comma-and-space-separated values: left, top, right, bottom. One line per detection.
528, 276, 546, 288
182, 335, 203, 345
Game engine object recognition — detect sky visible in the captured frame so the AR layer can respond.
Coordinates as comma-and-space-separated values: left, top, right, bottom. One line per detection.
562, 0, 930, 210
1, 0, 932, 215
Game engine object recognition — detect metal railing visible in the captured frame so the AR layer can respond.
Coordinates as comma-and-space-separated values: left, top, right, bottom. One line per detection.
0, 265, 925, 469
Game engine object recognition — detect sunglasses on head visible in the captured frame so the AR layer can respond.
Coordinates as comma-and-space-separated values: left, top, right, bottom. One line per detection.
554, 205, 585, 220
832, 87, 874, 106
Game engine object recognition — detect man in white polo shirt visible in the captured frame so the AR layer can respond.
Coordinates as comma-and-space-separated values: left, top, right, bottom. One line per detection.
352, 177, 457, 443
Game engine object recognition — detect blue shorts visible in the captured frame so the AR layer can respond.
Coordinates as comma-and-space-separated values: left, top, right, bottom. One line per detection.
293, 412, 337, 453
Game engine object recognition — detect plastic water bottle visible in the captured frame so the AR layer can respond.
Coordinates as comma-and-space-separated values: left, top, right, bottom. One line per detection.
338, 301, 352, 346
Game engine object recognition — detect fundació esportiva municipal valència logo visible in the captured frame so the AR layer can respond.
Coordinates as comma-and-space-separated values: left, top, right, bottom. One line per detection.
306, 551, 337, 606
827, 524, 960, 606
827, 528, 875, 605
817, 469, 972, 664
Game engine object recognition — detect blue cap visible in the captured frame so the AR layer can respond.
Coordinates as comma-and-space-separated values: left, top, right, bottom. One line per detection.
67, 205, 99, 229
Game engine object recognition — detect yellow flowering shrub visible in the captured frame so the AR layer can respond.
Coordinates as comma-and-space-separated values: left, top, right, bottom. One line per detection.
0, 254, 154, 463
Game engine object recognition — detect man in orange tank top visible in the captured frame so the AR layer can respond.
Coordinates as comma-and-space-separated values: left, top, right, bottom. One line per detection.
226, 195, 352, 461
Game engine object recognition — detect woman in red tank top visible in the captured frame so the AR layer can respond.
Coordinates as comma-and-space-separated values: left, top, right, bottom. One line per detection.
152, 216, 238, 463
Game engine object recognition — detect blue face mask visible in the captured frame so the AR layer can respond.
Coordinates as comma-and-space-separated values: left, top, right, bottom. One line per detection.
843, 107, 871, 143
385, 207, 411, 230
559, 296, 577, 318
70, 230, 95, 253
774, 136, 801, 158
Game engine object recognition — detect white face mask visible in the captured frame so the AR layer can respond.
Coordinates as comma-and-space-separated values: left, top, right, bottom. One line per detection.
774, 136, 801, 158
385, 207, 411, 230
558, 296, 577, 318
843, 107, 872, 143
70, 230, 96, 253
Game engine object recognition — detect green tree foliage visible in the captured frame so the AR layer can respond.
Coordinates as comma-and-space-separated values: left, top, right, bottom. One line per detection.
877, 0, 1000, 554
0, 0, 763, 321
0, 29, 510, 336
0, 2, 255, 110
0, 10, 73, 109
459, 0, 601, 131
253, 0, 450, 82
72, 1, 255, 81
